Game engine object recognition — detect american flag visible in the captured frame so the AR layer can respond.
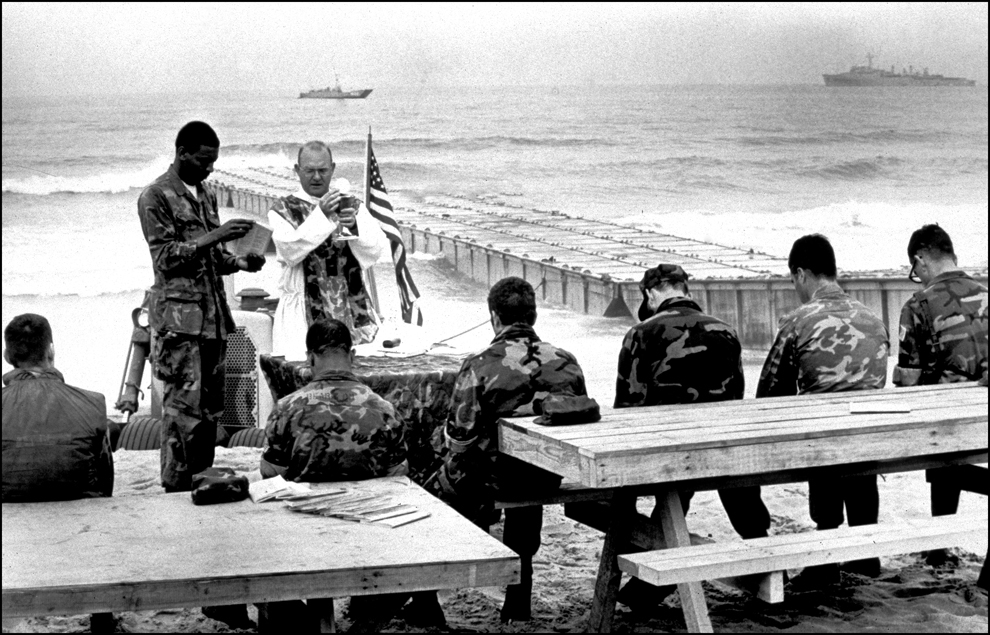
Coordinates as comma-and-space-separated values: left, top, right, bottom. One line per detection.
364, 133, 423, 325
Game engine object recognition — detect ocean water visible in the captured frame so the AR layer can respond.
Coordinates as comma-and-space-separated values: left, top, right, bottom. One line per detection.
2, 85, 987, 404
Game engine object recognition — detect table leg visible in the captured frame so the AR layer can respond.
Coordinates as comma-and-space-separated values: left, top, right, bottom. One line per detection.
587, 494, 635, 633
656, 489, 713, 634
309, 598, 336, 633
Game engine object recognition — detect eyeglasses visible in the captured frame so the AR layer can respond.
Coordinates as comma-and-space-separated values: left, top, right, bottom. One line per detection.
908, 257, 922, 284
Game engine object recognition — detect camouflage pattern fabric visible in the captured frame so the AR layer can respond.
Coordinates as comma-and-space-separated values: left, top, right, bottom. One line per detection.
616, 297, 770, 541
893, 271, 988, 386
262, 370, 408, 481
271, 196, 379, 345
757, 282, 889, 398
615, 297, 744, 407
153, 334, 226, 492
424, 324, 588, 523
137, 167, 239, 340
756, 282, 889, 533
259, 353, 461, 485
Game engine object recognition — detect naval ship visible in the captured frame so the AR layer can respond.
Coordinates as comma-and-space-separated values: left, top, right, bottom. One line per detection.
824, 54, 976, 87
300, 74, 372, 99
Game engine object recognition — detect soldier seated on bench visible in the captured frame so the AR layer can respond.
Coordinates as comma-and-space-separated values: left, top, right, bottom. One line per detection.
2, 314, 116, 633
758, 234, 890, 587
259, 318, 425, 631
613, 264, 771, 611
893, 224, 988, 569
425, 276, 590, 622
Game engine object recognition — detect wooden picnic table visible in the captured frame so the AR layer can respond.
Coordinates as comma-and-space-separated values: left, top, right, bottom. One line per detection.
2, 476, 519, 630
499, 382, 988, 633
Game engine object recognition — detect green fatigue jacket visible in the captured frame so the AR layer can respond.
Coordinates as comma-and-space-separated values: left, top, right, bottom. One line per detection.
427, 323, 587, 520
757, 282, 889, 397
893, 271, 988, 386
137, 167, 240, 339
262, 370, 409, 482
2, 368, 114, 502
615, 297, 744, 407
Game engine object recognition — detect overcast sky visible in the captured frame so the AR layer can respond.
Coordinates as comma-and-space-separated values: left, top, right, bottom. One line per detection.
2, 2, 987, 96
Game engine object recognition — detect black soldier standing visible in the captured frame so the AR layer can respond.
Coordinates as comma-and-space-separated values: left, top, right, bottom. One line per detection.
614, 264, 771, 610
137, 121, 265, 628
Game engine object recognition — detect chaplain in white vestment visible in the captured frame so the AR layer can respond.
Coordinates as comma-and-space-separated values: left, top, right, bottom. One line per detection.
268, 141, 387, 360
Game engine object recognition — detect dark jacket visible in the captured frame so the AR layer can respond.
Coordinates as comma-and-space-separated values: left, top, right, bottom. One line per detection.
2, 368, 113, 501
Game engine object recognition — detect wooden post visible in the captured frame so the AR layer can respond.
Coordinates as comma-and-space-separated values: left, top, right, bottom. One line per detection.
587, 495, 635, 633
309, 598, 336, 633
656, 489, 713, 633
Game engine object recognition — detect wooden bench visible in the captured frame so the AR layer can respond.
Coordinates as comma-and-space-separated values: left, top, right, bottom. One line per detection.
619, 511, 987, 591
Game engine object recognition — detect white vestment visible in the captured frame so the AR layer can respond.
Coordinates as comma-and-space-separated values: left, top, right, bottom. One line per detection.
268, 188, 387, 360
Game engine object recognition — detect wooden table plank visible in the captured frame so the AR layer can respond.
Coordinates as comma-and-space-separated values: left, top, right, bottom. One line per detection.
2, 478, 519, 618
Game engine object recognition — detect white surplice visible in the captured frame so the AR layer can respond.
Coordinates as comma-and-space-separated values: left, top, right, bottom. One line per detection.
268, 188, 387, 360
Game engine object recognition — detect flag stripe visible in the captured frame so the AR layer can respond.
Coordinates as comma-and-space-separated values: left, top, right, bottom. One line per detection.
366, 139, 422, 325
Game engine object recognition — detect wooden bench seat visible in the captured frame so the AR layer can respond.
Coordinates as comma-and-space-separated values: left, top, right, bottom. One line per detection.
618, 512, 987, 590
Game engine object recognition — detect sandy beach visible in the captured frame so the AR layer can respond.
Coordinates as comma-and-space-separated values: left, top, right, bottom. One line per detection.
4, 257, 987, 634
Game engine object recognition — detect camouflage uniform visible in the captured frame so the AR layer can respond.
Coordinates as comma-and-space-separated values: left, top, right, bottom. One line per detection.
757, 282, 889, 531
424, 323, 587, 619
893, 271, 988, 387
892, 271, 988, 526
616, 296, 770, 540
270, 196, 379, 346
138, 167, 239, 491
262, 370, 408, 481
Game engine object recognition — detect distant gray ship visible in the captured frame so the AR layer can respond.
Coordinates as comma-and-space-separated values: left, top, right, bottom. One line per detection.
300, 75, 372, 99
824, 54, 976, 87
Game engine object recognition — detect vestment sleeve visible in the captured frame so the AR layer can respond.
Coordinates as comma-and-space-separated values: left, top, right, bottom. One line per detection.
137, 187, 201, 274
268, 206, 335, 268
756, 320, 799, 398
614, 329, 646, 408
347, 202, 388, 269
892, 300, 925, 386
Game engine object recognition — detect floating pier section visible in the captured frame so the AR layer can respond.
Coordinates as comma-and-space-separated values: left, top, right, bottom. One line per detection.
209, 168, 987, 354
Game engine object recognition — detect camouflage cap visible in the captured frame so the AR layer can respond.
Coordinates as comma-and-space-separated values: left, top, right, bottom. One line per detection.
640, 264, 690, 291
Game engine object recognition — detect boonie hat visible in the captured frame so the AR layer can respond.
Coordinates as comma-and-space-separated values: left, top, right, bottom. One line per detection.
638, 264, 690, 321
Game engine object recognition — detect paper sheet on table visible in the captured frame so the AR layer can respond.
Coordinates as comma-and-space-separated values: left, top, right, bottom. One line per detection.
249, 475, 311, 503
849, 403, 913, 414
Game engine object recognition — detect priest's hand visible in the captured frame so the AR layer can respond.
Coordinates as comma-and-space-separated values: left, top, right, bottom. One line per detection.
338, 206, 357, 229
318, 189, 343, 217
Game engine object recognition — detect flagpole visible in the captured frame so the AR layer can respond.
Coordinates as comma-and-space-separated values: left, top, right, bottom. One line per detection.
362, 126, 381, 317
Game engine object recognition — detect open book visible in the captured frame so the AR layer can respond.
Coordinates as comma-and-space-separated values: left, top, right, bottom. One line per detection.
229, 222, 273, 257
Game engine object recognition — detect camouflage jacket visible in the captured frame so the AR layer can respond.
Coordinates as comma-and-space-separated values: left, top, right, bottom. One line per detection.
426, 324, 587, 517
262, 369, 409, 482
138, 167, 239, 339
2, 368, 113, 501
893, 271, 988, 386
616, 297, 744, 408
757, 283, 889, 397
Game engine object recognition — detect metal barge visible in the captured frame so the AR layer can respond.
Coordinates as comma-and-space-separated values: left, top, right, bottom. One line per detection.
207, 167, 987, 355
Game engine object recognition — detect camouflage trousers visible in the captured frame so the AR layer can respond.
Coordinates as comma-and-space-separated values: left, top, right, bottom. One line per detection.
152, 332, 226, 492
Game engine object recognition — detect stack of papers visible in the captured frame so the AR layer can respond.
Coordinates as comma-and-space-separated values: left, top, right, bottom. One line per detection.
248, 475, 312, 503
283, 489, 430, 528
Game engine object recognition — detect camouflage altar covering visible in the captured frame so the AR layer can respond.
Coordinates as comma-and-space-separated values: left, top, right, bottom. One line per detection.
260, 352, 465, 485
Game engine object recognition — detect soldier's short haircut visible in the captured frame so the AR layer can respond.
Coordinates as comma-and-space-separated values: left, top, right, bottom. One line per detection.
788, 234, 837, 278
4, 313, 53, 367
306, 318, 352, 356
488, 277, 537, 326
175, 121, 219, 152
297, 140, 333, 165
907, 224, 955, 260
